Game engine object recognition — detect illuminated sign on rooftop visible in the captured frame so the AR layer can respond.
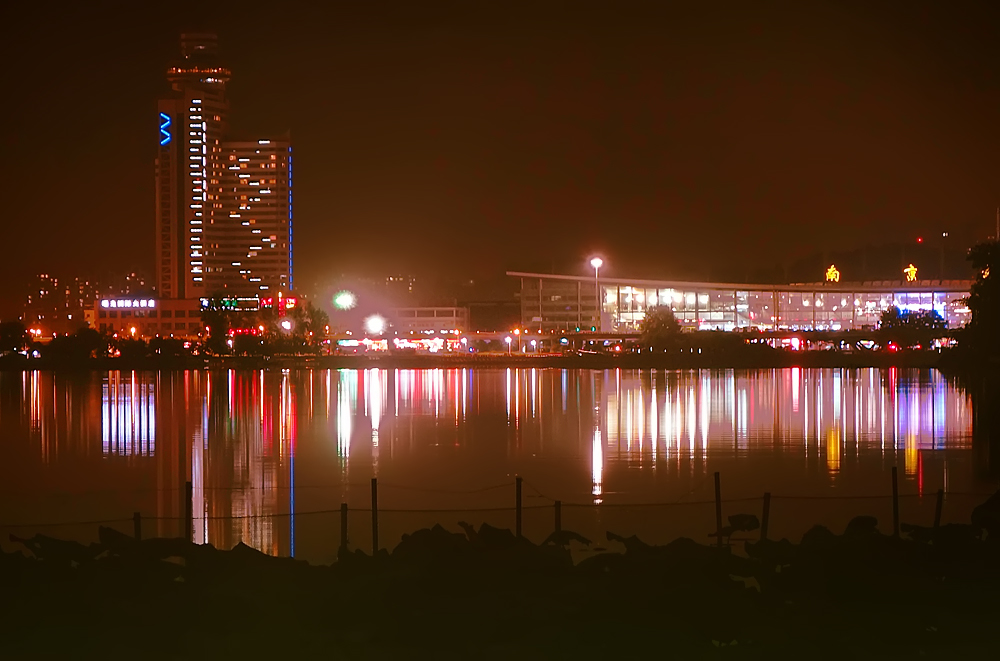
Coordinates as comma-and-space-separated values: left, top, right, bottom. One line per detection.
100, 299, 156, 309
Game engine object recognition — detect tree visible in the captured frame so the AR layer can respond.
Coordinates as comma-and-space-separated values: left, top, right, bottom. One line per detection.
640, 306, 681, 350
42, 328, 108, 362
878, 306, 904, 331
962, 241, 999, 361
0, 321, 27, 353
200, 308, 234, 355
878, 306, 946, 348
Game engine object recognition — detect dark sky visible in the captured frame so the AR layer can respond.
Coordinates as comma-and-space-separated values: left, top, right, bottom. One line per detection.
3, 0, 1000, 316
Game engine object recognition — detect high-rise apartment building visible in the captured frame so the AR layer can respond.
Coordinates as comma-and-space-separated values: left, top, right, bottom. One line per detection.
212, 139, 293, 294
155, 34, 292, 300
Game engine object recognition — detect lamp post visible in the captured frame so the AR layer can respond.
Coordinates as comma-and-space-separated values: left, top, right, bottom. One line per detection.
590, 257, 603, 332
504, 336, 512, 355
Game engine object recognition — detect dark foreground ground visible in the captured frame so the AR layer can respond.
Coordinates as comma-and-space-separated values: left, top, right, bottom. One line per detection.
5, 495, 1000, 661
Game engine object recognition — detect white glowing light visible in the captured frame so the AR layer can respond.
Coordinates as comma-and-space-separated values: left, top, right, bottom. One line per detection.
280, 319, 293, 331
364, 315, 386, 335
590, 257, 603, 270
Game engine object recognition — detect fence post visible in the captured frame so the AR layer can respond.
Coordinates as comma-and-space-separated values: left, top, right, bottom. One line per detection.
340, 503, 348, 551
933, 488, 944, 530
714, 471, 723, 548
515, 476, 523, 539
891, 467, 900, 538
554, 500, 562, 534
133, 512, 142, 541
371, 478, 379, 554
185, 480, 193, 543
761, 492, 771, 541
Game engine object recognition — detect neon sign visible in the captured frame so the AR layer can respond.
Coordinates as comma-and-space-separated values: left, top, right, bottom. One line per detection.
825, 264, 840, 283
904, 263, 918, 282
159, 112, 172, 146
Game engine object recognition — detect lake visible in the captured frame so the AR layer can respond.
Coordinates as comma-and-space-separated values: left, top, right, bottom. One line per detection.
0, 367, 993, 564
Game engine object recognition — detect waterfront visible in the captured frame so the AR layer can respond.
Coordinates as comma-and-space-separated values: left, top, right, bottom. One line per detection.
0, 368, 993, 564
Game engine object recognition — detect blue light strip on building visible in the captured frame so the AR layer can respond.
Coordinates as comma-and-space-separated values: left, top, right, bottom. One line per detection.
159, 112, 172, 146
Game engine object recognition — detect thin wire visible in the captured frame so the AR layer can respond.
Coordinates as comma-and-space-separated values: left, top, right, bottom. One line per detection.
1, 492, 993, 528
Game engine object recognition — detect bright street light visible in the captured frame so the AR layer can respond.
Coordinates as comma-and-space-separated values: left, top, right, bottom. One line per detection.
504, 336, 512, 355
590, 257, 603, 332
365, 315, 386, 335
280, 319, 293, 331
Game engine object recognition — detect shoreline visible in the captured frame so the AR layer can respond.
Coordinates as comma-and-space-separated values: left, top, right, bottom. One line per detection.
5, 508, 1000, 656
0, 350, 956, 372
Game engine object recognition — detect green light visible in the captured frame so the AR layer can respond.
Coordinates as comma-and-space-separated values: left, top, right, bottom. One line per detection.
333, 291, 356, 310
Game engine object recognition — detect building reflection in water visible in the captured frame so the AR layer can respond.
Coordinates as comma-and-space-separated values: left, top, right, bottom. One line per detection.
102, 372, 156, 456
1, 367, 978, 561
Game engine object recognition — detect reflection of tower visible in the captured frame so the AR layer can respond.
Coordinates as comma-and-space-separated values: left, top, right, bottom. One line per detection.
155, 371, 204, 539
199, 370, 290, 556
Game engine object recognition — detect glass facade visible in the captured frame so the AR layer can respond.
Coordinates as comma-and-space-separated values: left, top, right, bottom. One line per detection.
513, 273, 972, 333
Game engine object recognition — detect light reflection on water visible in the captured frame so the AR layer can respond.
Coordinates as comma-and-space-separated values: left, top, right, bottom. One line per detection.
0, 368, 986, 562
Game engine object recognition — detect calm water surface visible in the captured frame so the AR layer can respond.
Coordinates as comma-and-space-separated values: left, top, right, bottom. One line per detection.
0, 368, 992, 563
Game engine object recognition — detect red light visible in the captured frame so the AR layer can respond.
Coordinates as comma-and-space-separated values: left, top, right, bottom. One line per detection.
917, 237, 923, 243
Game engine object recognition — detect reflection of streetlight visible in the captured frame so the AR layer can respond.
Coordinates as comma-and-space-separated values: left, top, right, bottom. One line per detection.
590, 257, 603, 332
504, 336, 512, 355
592, 426, 603, 503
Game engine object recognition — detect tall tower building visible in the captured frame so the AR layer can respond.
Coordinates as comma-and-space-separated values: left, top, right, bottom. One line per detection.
155, 34, 231, 300
211, 139, 293, 295
155, 34, 293, 300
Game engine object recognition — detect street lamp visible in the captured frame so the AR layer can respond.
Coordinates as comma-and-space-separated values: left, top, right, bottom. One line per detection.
504, 336, 512, 355
590, 257, 603, 332
364, 315, 386, 336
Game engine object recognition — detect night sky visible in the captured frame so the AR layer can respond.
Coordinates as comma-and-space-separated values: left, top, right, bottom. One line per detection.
3, 1, 1000, 317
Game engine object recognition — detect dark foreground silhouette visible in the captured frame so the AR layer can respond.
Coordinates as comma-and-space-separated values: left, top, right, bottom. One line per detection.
5, 495, 1000, 659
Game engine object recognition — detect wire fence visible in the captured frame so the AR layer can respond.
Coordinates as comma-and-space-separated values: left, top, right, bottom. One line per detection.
3, 472, 996, 566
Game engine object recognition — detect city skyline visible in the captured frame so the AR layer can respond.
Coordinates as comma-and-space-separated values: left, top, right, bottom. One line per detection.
4, 2, 1000, 319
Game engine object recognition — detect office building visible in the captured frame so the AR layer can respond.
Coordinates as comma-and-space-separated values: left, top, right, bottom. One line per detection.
509, 271, 973, 332
91, 297, 203, 339
390, 306, 469, 335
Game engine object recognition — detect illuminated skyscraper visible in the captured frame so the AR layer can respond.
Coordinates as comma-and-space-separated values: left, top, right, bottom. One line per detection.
155, 34, 292, 299
155, 33, 230, 300
211, 139, 293, 295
